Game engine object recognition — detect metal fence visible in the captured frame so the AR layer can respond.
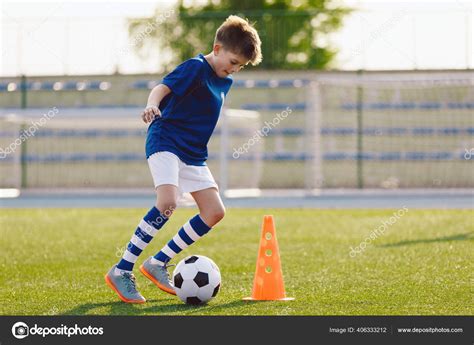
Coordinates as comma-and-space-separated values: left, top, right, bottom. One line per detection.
1, 70, 472, 192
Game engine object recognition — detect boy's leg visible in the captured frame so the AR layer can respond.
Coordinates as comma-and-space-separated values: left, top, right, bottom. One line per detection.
105, 151, 180, 303
154, 184, 179, 216
139, 185, 181, 295
115, 189, 175, 274
104, 202, 170, 303
143, 187, 225, 295
190, 187, 226, 228
105, 185, 177, 303
155, 187, 225, 263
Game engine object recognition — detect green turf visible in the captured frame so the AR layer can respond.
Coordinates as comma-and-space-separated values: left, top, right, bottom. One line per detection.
0, 208, 472, 315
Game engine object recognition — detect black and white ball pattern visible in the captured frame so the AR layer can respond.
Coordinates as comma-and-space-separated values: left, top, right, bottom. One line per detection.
173, 255, 221, 305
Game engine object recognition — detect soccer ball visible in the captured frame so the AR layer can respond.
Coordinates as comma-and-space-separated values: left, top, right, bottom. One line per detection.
172, 255, 221, 305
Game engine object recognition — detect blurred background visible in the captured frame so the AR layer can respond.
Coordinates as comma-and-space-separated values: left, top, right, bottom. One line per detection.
0, 0, 473, 204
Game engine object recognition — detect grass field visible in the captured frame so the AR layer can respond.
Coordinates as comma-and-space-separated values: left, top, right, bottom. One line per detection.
0, 208, 472, 315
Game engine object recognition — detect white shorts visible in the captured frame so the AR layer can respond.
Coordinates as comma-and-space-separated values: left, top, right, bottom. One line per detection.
147, 151, 218, 193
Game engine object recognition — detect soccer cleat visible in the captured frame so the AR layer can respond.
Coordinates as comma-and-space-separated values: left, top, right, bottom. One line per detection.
140, 257, 176, 295
104, 265, 146, 304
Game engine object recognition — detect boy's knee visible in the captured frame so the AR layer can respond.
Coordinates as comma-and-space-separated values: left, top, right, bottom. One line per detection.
156, 200, 177, 217
214, 207, 226, 222
203, 206, 225, 226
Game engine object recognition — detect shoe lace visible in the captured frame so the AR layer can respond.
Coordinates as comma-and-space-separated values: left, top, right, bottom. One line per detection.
164, 263, 175, 269
122, 272, 138, 294
159, 263, 175, 285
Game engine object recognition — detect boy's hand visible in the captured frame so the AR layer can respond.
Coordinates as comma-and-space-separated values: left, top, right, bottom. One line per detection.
142, 105, 161, 123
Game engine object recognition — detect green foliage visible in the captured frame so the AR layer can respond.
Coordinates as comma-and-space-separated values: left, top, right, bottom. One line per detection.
128, 0, 351, 71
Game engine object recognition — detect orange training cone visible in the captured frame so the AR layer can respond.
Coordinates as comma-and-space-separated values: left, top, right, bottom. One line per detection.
243, 215, 294, 301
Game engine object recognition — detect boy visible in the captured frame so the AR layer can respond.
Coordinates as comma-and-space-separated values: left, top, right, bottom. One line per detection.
105, 15, 262, 303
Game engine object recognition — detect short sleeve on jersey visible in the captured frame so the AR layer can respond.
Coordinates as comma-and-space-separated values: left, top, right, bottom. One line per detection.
161, 58, 203, 97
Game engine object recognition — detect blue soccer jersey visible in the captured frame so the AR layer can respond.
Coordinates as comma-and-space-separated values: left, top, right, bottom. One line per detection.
145, 53, 233, 166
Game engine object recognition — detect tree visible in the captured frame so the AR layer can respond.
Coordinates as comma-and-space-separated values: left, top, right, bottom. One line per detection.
128, 0, 351, 71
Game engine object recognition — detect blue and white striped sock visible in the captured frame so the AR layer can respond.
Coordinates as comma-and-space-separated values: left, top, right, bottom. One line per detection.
151, 214, 211, 265
115, 207, 169, 275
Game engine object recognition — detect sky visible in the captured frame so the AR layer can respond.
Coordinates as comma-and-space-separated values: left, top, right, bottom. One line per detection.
0, 0, 472, 76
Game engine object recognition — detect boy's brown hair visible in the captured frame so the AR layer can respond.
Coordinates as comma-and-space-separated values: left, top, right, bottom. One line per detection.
215, 15, 262, 66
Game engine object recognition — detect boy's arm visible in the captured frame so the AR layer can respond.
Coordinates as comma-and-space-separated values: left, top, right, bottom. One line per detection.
141, 84, 172, 123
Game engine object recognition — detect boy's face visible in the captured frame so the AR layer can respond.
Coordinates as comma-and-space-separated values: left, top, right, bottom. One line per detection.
213, 44, 249, 78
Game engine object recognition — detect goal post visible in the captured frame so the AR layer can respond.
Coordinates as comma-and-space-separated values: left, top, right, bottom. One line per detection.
307, 74, 474, 189
0, 115, 23, 196
214, 108, 263, 198
304, 80, 323, 192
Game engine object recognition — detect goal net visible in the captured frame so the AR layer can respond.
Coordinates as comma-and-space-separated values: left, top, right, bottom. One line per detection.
308, 74, 474, 189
